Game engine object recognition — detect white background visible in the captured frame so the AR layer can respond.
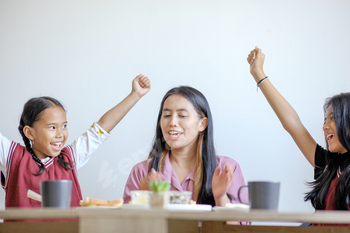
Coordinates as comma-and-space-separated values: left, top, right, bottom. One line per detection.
1, 0, 350, 215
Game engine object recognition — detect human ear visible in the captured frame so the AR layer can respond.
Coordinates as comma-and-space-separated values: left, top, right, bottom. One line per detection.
199, 117, 208, 132
23, 126, 35, 141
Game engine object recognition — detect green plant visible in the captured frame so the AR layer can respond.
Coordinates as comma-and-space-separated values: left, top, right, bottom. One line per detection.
149, 181, 171, 192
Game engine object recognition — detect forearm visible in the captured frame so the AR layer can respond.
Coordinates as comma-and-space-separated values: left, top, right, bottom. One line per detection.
254, 72, 302, 133
97, 91, 141, 133
254, 71, 316, 166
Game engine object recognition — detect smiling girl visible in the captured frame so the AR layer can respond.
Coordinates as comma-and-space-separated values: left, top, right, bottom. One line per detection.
0, 74, 150, 208
123, 86, 249, 214
247, 47, 350, 217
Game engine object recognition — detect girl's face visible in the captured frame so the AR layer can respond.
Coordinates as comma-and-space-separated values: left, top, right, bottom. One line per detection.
160, 94, 207, 154
323, 105, 347, 154
26, 106, 68, 160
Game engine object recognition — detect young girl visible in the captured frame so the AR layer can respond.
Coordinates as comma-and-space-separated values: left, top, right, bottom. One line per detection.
247, 47, 350, 221
123, 86, 249, 217
0, 74, 150, 208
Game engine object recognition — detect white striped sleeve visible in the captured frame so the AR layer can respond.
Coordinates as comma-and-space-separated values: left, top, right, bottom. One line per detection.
69, 122, 110, 170
0, 133, 14, 177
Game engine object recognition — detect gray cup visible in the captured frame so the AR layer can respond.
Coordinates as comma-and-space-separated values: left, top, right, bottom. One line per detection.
40, 180, 72, 209
238, 181, 280, 211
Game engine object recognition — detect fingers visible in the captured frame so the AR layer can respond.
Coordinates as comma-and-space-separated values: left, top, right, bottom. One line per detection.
255, 46, 264, 59
139, 169, 164, 190
250, 51, 256, 66
223, 163, 233, 178
224, 163, 233, 174
214, 166, 221, 177
247, 46, 260, 60
132, 74, 151, 97
136, 74, 151, 89
226, 165, 234, 181
150, 168, 157, 174
247, 46, 266, 75
254, 46, 265, 61
247, 49, 256, 66
139, 177, 151, 190
214, 164, 233, 177
222, 163, 234, 182
149, 168, 164, 181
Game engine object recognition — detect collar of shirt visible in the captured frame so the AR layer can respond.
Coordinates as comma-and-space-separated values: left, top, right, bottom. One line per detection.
161, 152, 196, 191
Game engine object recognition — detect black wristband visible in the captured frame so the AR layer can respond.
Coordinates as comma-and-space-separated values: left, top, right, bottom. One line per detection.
257, 76, 268, 92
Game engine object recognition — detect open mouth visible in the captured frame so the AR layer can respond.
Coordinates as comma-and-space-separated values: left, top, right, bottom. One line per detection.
51, 142, 62, 151
326, 134, 334, 141
168, 131, 182, 140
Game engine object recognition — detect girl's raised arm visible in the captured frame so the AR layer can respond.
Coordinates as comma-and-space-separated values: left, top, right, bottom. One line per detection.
248, 47, 317, 167
97, 74, 151, 133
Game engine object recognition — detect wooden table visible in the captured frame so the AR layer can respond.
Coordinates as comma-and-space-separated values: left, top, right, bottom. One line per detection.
1, 207, 350, 233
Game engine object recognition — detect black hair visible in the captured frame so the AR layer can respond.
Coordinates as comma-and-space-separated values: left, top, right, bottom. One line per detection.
305, 92, 350, 209
18, 96, 73, 176
148, 86, 219, 206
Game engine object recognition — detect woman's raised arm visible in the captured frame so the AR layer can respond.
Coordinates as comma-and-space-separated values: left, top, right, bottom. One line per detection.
247, 47, 317, 167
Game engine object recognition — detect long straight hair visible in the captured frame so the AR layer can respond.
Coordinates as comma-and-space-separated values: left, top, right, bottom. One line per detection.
305, 92, 350, 209
18, 96, 74, 175
148, 86, 218, 205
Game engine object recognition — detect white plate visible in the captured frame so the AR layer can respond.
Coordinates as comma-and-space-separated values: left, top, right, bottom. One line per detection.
121, 204, 149, 210
212, 204, 249, 213
167, 204, 212, 211
121, 204, 212, 211
76, 206, 120, 209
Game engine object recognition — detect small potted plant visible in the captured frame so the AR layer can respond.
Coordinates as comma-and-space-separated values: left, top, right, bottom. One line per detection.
149, 181, 171, 209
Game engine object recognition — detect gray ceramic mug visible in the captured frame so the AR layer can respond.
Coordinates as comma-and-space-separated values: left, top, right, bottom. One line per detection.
238, 181, 280, 211
40, 180, 72, 208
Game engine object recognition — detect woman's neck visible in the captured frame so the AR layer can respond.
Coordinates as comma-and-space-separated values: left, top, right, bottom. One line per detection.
169, 147, 197, 185
169, 146, 197, 170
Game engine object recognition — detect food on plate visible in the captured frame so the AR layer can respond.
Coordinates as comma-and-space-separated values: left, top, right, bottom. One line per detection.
130, 190, 193, 205
79, 197, 124, 207
189, 200, 196, 205
169, 191, 192, 204
130, 190, 152, 204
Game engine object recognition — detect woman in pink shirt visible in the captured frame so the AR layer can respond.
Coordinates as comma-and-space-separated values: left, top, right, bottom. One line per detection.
124, 86, 248, 208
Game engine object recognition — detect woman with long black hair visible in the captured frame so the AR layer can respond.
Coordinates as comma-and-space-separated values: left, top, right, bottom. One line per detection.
247, 46, 350, 226
123, 86, 248, 213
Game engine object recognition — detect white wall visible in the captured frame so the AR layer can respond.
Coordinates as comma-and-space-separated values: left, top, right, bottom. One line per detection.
1, 0, 350, 214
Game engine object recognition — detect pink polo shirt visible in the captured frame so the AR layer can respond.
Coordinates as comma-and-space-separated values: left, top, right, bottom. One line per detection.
123, 153, 249, 205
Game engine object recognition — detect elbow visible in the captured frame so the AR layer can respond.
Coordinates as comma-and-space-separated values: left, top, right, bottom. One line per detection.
281, 117, 302, 134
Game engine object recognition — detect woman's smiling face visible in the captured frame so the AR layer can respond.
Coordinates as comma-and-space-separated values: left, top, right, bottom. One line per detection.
323, 105, 347, 154
160, 94, 207, 153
